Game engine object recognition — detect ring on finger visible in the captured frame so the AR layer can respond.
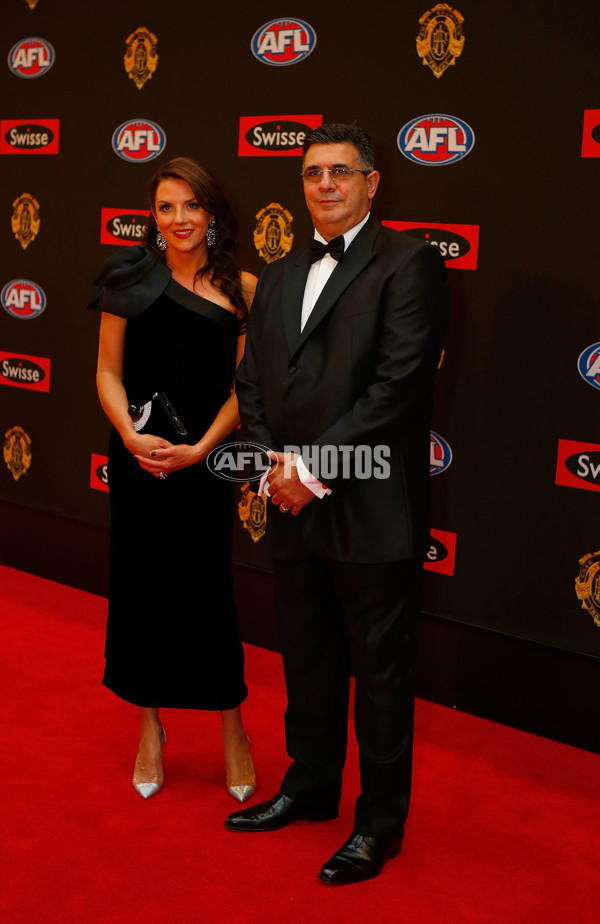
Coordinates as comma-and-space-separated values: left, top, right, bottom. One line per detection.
158, 471, 168, 480
280, 505, 289, 512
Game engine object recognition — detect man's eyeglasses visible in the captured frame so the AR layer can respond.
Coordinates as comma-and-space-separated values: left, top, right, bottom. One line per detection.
300, 165, 371, 184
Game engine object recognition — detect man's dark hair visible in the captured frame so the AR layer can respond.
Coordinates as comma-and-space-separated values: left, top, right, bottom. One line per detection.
302, 123, 375, 172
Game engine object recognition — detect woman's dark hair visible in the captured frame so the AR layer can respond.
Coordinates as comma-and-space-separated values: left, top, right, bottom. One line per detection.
145, 157, 247, 321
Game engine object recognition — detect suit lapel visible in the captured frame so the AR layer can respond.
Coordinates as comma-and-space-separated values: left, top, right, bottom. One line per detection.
291, 218, 380, 355
282, 255, 310, 355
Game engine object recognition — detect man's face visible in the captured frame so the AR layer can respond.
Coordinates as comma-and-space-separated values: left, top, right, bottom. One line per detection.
302, 142, 379, 241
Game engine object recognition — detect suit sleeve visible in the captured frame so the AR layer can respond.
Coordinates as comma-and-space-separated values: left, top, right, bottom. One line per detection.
313, 242, 447, 476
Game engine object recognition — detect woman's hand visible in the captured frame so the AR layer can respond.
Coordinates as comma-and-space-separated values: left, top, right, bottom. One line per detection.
124, 432, 172, 458
134, 440, 201, 477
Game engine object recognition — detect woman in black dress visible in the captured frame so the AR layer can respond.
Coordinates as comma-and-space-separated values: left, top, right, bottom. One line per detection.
94, 157, 257, 801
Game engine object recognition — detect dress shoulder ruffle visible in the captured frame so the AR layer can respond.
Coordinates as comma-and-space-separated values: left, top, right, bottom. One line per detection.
88, 245, 171, 318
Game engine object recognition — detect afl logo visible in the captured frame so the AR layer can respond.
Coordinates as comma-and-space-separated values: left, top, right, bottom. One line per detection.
8, 38, 55, 78
1, 279, 46, 319
398, 114, 474, 165
251, 19, 316, 66
206, 441, 272, 483
430, 430, 453, 475
577, 343, 600, 391
112, 119, 166, 162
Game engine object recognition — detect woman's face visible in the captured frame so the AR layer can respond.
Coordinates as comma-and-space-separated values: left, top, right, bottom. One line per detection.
153, 178, 212, 257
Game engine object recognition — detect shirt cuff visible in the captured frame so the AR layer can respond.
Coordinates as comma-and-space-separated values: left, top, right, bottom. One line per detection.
297, 455, 331, 498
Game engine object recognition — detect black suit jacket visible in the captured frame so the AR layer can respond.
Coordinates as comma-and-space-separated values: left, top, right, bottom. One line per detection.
236, 217, 448, 563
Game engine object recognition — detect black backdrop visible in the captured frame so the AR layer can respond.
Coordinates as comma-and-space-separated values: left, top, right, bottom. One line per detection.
2, 0, 599, 667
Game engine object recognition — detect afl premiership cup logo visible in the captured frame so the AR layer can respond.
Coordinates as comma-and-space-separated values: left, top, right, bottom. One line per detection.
254, 203, 294, 263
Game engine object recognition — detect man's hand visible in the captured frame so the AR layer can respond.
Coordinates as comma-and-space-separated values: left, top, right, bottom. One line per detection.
266, 450, 316, 516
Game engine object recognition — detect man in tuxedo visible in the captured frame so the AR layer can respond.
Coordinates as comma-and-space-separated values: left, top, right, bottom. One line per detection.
225, 123, 447, 884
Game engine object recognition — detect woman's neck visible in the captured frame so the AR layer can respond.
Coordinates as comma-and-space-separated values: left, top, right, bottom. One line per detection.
166, 248, 208, 292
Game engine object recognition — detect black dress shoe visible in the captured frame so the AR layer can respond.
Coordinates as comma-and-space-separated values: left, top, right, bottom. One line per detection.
224, 793, 338, 832
318, 832, 404, 885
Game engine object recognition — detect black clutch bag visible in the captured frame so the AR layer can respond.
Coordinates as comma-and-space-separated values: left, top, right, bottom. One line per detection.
127, 392, 188, 438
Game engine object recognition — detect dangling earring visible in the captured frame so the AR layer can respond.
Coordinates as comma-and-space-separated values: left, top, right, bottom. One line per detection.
206, 219, 217, 247
156, 230, 167, 252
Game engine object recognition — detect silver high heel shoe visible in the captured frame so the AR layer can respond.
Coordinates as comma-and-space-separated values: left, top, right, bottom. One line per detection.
228, 782, 257, 803
225, 736, 256, 803
132, 724, 166, 800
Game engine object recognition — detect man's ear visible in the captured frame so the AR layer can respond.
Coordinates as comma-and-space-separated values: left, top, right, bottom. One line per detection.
367, 171, 380, 201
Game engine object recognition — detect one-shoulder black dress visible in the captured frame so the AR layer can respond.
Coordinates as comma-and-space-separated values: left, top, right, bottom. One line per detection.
93, 247, 247, 710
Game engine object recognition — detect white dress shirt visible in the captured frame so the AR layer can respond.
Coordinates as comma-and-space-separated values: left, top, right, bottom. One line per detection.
300, 213, 370, 330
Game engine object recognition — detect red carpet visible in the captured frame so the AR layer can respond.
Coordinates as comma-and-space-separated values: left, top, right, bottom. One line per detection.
2, 563, 599, 923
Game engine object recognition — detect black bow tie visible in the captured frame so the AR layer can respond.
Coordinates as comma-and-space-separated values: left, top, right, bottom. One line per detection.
308, 235, 345, 264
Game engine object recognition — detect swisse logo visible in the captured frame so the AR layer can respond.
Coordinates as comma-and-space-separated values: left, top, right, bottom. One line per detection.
251, 19, 316, 66
112, 120, 166, 162
423, 527, 457, 576
0, 352, 50, 392
238, 115, 322, 156
207, 441, 271, 483
1, 279, 46, 319
398, 114, 474, 165
566, 453, 600, 483
578, 342, 600, 391
100, 208, 150, 245
581, 109, 600, 158
382, 220, 479, 270
555, 439, 600, 494
246, 119, 308, 151
0, 118, 59, 154
430, 430, 452, 475
8, 38, 55, 78
90, 453, 109, 493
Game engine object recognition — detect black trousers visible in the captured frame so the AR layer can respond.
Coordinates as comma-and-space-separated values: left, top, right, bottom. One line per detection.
273, 555, 421, 838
